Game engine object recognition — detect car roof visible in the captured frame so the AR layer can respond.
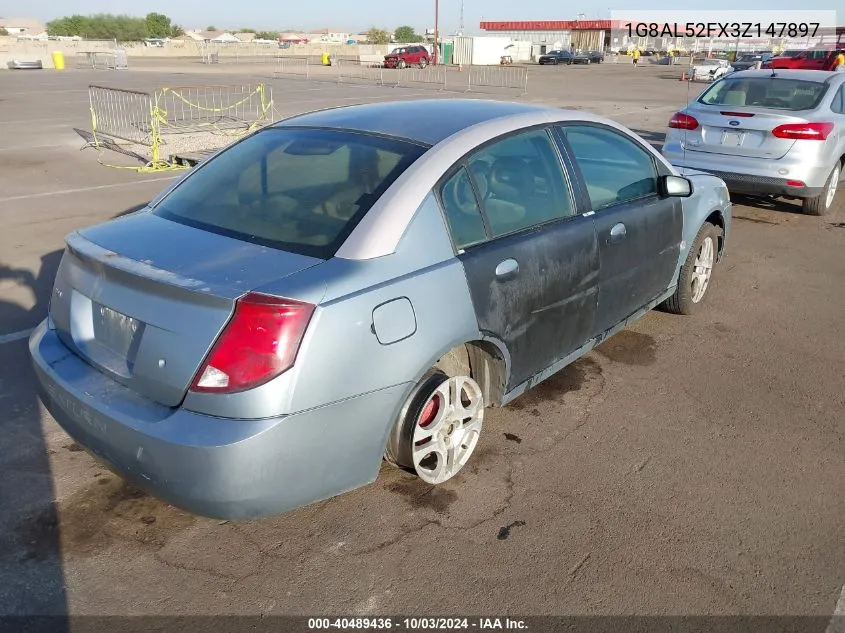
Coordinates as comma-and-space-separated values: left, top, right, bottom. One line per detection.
273, 98, 562, 146
725, 69, 842, 83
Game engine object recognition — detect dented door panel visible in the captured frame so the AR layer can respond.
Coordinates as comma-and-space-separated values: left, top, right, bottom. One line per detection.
458, 215, 599, 389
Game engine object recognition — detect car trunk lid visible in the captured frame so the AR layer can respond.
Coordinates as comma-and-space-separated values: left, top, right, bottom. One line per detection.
50, 212, 323, 407
679, 106, 808, 159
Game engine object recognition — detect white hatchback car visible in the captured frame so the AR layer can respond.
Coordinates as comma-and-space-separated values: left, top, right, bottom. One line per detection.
663, 69, 845, 215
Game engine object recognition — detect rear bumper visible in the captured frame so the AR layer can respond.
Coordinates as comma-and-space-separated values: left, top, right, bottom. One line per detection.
29, 319, 410, 520
663, 140, 831, 197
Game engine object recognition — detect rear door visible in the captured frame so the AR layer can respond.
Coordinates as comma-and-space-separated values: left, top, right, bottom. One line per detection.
436, 127, 599, 389
555, 123, 682, 336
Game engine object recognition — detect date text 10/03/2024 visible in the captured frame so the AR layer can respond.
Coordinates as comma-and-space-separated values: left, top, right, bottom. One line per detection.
307, 617, 528, 630
625, 22, 821, 39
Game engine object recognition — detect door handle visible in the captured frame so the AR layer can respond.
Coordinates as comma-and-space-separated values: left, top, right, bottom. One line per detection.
608, 222, 627, 244
495, 258, 519, 280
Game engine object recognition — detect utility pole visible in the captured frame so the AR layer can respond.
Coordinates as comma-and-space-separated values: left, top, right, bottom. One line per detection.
460, 0, 464, 32
434, 0, 439, 64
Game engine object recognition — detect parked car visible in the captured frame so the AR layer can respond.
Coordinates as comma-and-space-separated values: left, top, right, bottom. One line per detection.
768, 49, 844, 71
690, 58, 733, 82
761, 50, 802, 69
662, 69, 845, 215
538, 50, 574, 65
731, 53, 773, 71
573, 50, 604, 65
30, 99, 732, 520
384, 45, 430, 69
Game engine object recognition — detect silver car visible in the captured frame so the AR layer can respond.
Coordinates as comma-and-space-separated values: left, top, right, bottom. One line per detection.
30, 99, 732, 519
662, 69, 845, 215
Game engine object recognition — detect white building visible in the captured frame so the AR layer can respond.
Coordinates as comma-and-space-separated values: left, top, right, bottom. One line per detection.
0, 17, 46, 37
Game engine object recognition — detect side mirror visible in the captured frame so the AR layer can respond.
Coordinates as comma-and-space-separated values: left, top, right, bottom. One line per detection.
659, 174, 694, 198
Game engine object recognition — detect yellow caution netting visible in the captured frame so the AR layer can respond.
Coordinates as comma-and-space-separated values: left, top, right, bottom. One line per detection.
87, 83, 275, 173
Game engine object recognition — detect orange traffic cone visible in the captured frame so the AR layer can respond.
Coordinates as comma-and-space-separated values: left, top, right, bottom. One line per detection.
679, 71, 687, 81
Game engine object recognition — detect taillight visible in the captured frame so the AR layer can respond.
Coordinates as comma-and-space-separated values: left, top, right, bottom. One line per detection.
669, 112, 699, 130
771, 122, 834, 141
190, 292, 315, 394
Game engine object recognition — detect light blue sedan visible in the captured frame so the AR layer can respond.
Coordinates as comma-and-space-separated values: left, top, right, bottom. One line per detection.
30, 99, 732, 519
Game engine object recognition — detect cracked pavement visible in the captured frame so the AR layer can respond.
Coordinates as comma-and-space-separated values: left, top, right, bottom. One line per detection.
0, 62, 843, 618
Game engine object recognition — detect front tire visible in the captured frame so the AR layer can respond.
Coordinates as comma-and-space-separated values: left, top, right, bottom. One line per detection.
385, 366, 484, 485
662, 222, 722, 315
802, 161, 841, 216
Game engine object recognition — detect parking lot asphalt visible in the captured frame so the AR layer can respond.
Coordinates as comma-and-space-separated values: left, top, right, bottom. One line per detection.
0, 60, 843, 620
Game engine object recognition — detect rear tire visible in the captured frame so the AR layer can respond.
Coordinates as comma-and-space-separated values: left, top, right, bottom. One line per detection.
385, 349, 484, 485
662, 222, 722, 315
802, 162, 841, 216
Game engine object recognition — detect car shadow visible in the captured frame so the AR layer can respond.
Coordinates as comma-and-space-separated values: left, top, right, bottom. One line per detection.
0, 202, 149, 620
0, 249, 68, 619
730, 194, 805, 215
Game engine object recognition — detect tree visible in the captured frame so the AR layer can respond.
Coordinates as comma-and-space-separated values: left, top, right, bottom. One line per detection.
46, 14, 150, 41
393, 25, 420, 43
206, 25, 217, 32
255, 31, 279, 40
239, 28, 256, 33
366, 27, 390, 44
0, 27, 9, 36
170, 24, 184, 37
145, 12, 172, 38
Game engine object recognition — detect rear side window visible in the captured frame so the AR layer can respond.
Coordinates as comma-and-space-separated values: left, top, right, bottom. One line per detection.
832, 86, 845, 114
152, 128, 426, 259
466, 128, 575, 238
439, 167, 488, 250
698, 77, 828, 111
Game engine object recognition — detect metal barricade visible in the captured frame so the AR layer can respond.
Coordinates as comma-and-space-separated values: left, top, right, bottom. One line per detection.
337, 60, 384, 85
87, 83, 275, 169
397, 65, 447, 90
275, 56, 310, 79
154, 84, 274, 134
88, 86, 154, 146
466, 65, 528, 95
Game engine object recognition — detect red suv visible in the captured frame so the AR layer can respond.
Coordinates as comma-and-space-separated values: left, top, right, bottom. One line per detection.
384, 45, 430, 69
766, 49, 844, 71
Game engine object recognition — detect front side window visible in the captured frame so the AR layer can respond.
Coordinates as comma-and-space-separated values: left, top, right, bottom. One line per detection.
465, 128, 575, 238
559, 124, 658, 210
152, 128, 426, 259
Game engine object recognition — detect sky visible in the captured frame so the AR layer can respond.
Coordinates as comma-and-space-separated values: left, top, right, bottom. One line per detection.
18, 0, 839, 35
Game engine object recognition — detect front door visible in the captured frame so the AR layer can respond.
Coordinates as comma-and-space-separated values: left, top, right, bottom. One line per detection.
436, 127, 600, 389
555, 123, 683, 335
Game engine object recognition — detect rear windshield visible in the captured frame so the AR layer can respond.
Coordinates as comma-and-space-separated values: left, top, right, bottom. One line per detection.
698, 77, 828, 111
152, 127, 427, 259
